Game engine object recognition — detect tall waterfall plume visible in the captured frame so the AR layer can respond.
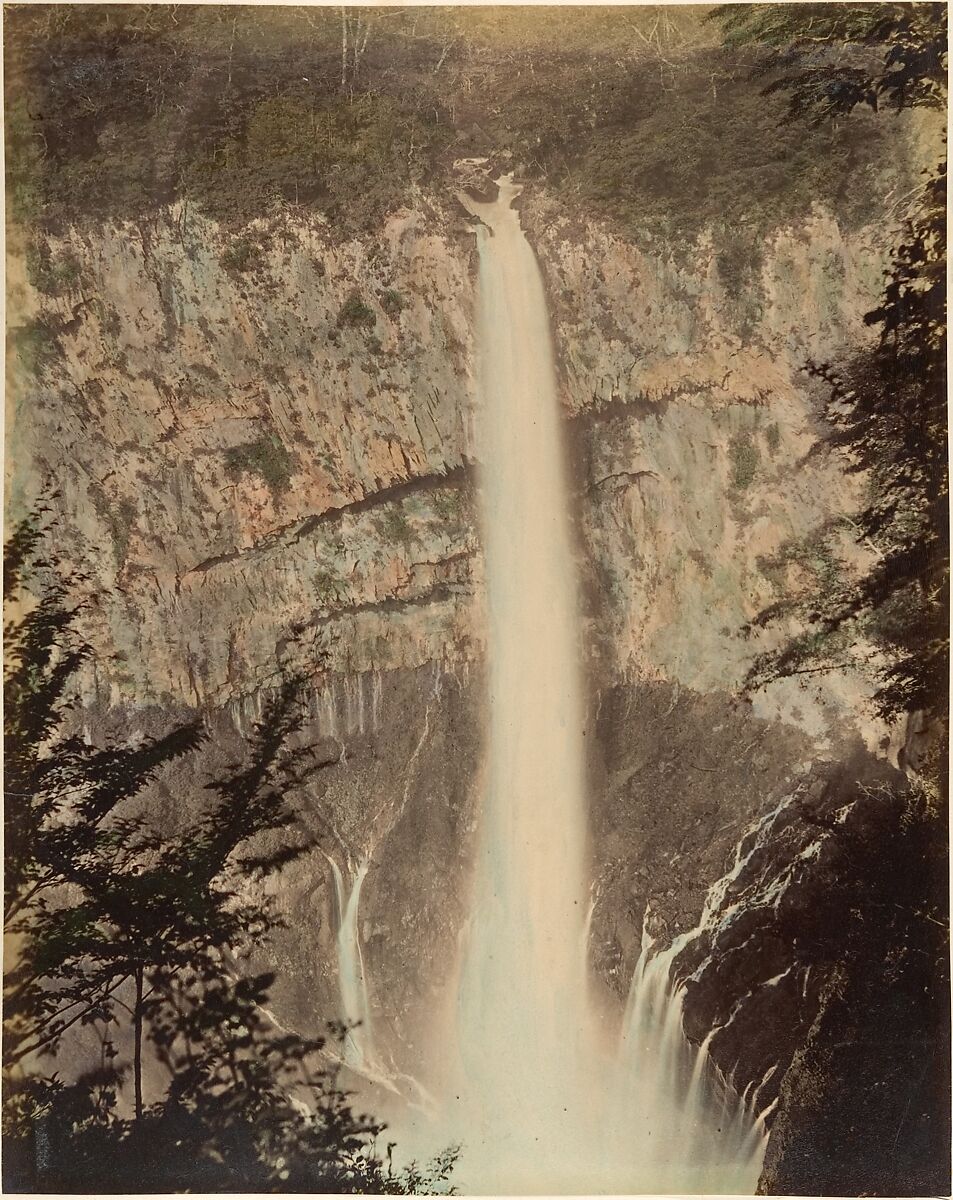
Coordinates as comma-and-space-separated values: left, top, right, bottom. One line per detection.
451, 174, 596, 1192
387, 175, 768, 1193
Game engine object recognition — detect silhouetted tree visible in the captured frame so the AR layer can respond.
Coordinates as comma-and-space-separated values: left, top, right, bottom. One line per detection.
745, 160, 947, 725
3, 510, 457, 1193
4, 504, 204, 1083
715, 4, 949, 729
702, 12, 950, 1193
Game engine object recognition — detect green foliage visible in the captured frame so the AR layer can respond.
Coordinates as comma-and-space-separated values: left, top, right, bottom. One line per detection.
728, 431, 760, 491
731, 8, 948, 726
3, 510, 206, 1078
377, 506, 414, 549
337, 289, 377, 330
746, 162, 947, 722
88, 297, 122, 339
225, 433, 296, 497
183, 89, 452, 231
10, 316, 60, 376
4, 97, 47, 223
25, 241, 82, 296
87, 484, 137, 568
314, 569, 344, 610
431, 487, 465, 524
565, 56, 906, 244
756, 523, 845, 600
6, 1063, 457, 1193
764, 422, 781, 455
381, 288, 404, 317
716, 231, 766, 314
4, 6, 909, 242
714, 3, 948, 123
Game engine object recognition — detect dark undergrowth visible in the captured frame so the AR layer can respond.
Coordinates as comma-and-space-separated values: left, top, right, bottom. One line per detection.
5, 6, 915, 240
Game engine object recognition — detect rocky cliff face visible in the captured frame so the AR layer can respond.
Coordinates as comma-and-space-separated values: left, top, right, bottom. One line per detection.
8, 189, 912, 1186
10, 200, 479, 701
526, 194, 888, 732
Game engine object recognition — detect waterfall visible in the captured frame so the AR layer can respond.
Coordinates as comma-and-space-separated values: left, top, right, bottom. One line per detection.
448, 174, 596, 1193
327, 857, 375, 1073
327, 854, 438, 1110
387, 176, 768, 1192
609, 914, 769, 1193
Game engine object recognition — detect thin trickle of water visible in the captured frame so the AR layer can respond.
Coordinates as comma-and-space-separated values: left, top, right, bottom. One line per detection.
371, 670, 383, 732
320, 679, 339, 740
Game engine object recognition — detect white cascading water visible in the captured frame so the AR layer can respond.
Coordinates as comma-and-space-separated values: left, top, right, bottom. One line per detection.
344, 176, 771, 1193
449, 174, 597, 1193
327, 853, 438, 1108
327, 857, 376, 1074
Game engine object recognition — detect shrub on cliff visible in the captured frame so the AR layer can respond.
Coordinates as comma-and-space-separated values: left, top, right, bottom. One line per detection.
224, 433, 297, 497
727, 431, 759, 492
221, 233, 268, 275
381, 288, 405, 318
9, 316, 61, 377
337, 289, 378, 330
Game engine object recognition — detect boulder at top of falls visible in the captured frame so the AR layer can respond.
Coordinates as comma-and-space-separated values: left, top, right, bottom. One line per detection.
452, 155, 510, 203
461, 183, 499, 204
457, 178, 500, 204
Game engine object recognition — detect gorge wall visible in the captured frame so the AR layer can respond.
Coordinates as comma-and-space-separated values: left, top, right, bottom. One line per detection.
7, 185, 921, 1189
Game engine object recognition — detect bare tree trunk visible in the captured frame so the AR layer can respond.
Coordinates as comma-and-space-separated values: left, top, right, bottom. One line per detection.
434, 38, 455, 74
133, 965, 144, 1122
226, 14, 236, 92
350, 14, 372, 92
340, 6, 348, 91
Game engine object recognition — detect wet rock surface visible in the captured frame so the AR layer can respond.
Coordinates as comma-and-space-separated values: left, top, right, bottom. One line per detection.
674, 751, 949, 1195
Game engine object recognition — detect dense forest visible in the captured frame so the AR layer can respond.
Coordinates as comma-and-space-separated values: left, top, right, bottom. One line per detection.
5, 4, 922, 240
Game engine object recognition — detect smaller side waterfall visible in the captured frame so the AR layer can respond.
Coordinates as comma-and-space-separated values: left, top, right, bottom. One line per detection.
327, 857, 376, 1073
325, 855, 434, 1110
607, 915, 770, 1194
